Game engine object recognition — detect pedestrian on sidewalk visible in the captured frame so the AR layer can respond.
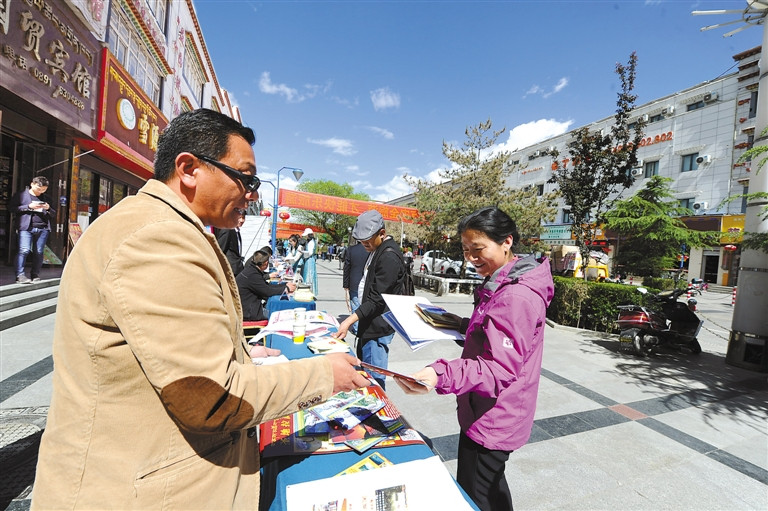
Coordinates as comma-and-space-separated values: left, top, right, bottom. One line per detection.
31, 109, 369, 510
395, 206, 554, 511
333, 210, 406, 388
10, 176, 55, 284
342, 240, 367, 335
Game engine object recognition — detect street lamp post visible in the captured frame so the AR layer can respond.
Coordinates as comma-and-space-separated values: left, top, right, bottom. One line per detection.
271, 167, 304, 253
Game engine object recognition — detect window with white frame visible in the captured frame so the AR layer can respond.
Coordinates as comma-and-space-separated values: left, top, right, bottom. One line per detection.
681, 153, 699, 172
183, 36, 206, 104
108, 5, 163, 105
562, 210, 573, 224
679, 198, 694, 210
687, 100, 705, 111
644, 160, 659, 178
147, 0, 167, 32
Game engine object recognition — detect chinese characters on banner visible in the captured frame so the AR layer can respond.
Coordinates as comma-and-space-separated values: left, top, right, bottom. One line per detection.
279, 189, 421, 223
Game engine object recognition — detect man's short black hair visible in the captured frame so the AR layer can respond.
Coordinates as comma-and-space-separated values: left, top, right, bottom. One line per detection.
154, 109, 255, 182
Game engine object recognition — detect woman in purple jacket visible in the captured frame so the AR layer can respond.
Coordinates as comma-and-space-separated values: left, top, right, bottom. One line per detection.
396, 206, 554, 511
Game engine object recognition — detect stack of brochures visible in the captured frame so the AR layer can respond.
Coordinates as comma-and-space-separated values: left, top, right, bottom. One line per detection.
381, 294, 464, 351
260, 386, 423, 457
414, 303, 462, 329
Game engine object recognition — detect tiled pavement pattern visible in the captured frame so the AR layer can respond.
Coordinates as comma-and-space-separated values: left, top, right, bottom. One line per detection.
2, 259, 766, 510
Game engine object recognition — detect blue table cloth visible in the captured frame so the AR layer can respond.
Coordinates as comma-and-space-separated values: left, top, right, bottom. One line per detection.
258, 328, 479, 511
265, 295, 316, 316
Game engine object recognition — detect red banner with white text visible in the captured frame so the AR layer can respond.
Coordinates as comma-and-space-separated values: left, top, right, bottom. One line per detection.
279, 190, 420, 222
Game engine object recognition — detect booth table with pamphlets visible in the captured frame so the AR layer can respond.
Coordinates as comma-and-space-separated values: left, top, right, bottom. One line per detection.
257, 323, 479, 511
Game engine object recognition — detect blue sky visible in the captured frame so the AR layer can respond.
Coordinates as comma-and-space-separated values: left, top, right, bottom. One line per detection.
193, 0, 763, 203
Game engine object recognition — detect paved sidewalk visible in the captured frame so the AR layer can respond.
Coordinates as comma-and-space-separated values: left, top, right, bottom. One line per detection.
1, 259, 766, 510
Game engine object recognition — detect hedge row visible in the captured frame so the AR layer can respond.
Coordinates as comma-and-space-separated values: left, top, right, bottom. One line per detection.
546, 276, 673, 332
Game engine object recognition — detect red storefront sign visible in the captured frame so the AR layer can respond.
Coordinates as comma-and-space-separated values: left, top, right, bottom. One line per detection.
79, 48, 168, 179
0, 0, 100, 136
279, 189, 420, 222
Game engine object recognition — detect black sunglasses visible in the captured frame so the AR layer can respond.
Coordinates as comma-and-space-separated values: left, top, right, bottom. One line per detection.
193, 154, 261, 192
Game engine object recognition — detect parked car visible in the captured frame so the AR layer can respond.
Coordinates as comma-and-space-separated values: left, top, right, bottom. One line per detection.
420, 250, 479, 278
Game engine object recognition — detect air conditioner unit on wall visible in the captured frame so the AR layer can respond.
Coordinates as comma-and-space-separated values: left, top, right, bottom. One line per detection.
532, 150, 541, 157
696, 155, 711, 165
662, 106, 675, 116
703, 92, 718, 102
640, 114, 649, 122
635, 159, 644, 167
693, 201, 709, 211
631, 168, 644, 177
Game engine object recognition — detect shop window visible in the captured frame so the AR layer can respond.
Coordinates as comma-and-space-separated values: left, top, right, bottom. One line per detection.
644, 160, 659, 178
681, 153, 699, 172
108, 6, 163, 105
687, 100, 705, 111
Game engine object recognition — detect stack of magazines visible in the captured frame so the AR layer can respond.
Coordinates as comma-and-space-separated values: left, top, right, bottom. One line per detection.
414, 303, 462, 330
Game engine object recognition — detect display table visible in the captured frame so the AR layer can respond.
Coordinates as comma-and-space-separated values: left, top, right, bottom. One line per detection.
258, 327, 479, 511
265, 295, 316, 316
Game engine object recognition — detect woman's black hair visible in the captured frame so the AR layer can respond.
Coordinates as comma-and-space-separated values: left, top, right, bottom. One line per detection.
457, 206, 519, 245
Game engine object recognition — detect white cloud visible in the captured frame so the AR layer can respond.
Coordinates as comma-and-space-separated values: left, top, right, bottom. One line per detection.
370, 87, 401, 111
307, 137, 357, 156
366, 126, 394, 139
371, 174, 413, 202
523, 77, 569, 99
258, 72, 329, 103
496, 118, 574, 153
544, 77, 569, 98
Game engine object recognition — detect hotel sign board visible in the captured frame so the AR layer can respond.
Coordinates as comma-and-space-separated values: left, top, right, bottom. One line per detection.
0, 0, 100, 136
95, 48, 168, 175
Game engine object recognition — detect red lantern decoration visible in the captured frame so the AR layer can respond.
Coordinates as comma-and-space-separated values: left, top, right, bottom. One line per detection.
724, 244, 737, 252
260, 209, 271, 217
279, 211, 290, 221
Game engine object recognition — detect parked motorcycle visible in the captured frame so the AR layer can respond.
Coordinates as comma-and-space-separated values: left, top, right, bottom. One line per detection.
689, 278, 709, 295
616, 288, 703, 356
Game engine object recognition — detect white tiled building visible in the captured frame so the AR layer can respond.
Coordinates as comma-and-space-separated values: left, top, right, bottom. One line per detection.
505, 46, 761, 286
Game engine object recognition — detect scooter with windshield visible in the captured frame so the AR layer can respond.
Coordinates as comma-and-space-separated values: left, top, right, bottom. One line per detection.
616, 288, 703, 356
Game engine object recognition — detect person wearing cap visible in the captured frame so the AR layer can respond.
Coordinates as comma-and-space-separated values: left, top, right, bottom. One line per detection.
333, 209, 407, 388
298, 227, 319, 295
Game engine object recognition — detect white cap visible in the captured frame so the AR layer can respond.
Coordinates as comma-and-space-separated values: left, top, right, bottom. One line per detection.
302, 228, 313, 236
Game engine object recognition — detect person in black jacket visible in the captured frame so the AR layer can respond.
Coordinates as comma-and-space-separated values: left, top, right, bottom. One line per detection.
342, 241, 367, 334
214, 214, 245, 276
333, 210, 405, 388
236, 250, 296, 321
10, 176, 56, 284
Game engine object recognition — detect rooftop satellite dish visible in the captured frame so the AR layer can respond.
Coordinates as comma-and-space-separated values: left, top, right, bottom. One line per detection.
692, 1, 767, 37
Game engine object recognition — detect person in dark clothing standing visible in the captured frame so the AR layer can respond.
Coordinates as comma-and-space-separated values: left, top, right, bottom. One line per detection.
10, 176, 55, 283
214, 213, 245, 275
236, 250, 296, 321
342, 241, 368, 334
333, 210, 405, 388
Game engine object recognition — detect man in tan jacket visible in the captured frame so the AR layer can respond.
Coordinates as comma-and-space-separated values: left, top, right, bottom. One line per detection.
32, 109, 370, 509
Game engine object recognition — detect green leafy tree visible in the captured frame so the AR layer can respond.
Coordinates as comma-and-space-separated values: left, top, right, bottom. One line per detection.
406, 119, 558, 271
603, 176, 720, 277
549, 52, 645, 278
292, 180, 370, 244
721, 126, 768, 252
